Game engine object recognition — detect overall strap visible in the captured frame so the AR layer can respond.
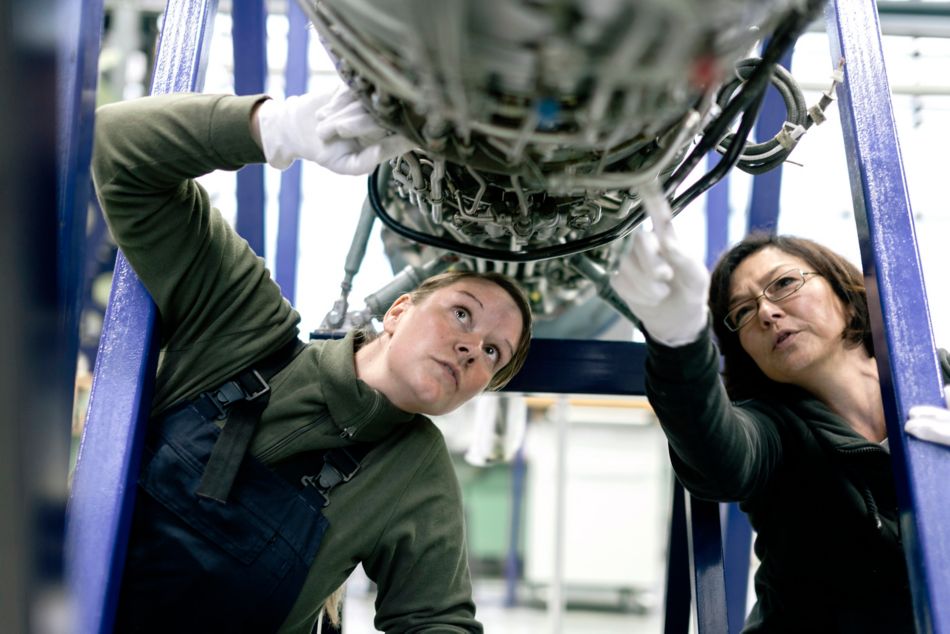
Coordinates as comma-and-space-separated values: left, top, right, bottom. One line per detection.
195, 337, 307, 503
275, 443, 375, 507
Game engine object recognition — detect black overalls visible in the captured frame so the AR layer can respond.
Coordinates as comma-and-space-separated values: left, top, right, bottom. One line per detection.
115, 339, 365, 633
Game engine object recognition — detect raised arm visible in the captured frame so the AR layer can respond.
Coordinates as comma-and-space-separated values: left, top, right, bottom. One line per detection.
91, 88, 413, 411
93, 93, 299, 411
612, 187, 782, 500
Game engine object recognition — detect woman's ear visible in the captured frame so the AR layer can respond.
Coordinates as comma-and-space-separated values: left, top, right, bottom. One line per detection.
382, 294, 413, 335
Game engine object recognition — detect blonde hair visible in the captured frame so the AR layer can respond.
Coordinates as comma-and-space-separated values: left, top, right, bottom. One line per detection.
321, 585, 345, 629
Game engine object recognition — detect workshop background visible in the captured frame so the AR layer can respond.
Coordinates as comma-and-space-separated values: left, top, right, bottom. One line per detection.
76, 3, 950, 631
9, 0, 947, 632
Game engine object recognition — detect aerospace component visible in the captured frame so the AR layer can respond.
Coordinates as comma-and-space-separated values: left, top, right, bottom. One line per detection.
305, 0, 828, 335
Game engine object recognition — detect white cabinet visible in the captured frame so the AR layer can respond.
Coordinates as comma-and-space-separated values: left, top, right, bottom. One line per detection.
523, 402, 671, 607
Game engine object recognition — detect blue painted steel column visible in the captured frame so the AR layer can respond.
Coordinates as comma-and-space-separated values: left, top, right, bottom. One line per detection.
685, 493, 729, 633
722, 501, 752, 634
503, 339, 647, 395
57, 0, 103, 416
503, 444, 527, 607
232, 0, 267, 256
716, 52, 795, 627
57, 0, 105, 624
704, 154, 730, 269
746, 48, 793, 235
65, 2, 220, 633
827, 2, 949, 632
663, 480, 691, 634
275, 0, 310, 302
704, 163, 753, 633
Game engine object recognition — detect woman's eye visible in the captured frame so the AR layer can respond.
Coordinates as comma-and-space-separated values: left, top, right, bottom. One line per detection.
484, 345, 498, 359
733, 304, 753, 323
773, 275, 796, 289
455, 307, 469, 321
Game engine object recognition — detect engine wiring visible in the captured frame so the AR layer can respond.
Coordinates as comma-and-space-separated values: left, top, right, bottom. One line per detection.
366, 0, 827, 264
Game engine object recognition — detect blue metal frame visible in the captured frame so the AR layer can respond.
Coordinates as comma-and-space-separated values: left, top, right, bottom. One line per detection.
720, 49, 798, 634
746, 48, 794, 235
722, 500, 753, 634
685, 492, 729, 633
57, 0, 104, 412
232, 0, 268, 255
503, 444, 527, 608
56, 0, 105, 624
275, 0, 310, 303
502, 338, 647, 395
705, 153, 731, 269
704, 163, 754, 633
663, 480, 692, 634
65, 2, 220, 632
826, 1, 950, 632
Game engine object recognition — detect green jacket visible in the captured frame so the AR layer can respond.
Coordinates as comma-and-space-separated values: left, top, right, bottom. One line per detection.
92, 93, 481, 633
645, 331, 949, 632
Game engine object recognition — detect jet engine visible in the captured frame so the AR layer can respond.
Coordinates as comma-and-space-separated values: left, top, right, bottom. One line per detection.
303, 0, 830, 337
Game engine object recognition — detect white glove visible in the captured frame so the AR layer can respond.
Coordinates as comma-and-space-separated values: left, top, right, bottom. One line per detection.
612, 185, 709, 347
905, 385, 950, 446
256, 85, 415, 175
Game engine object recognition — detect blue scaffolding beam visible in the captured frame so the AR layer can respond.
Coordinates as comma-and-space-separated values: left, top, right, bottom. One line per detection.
827, 1, 950, 631
233, 0, 267, 256
275, 0, 310, 303
57, 0, 103, 408
65, 2, 220, 632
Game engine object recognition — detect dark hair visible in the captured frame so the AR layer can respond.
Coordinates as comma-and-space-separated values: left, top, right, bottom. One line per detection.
709, 233, 872, 400
409, 270, 533, 390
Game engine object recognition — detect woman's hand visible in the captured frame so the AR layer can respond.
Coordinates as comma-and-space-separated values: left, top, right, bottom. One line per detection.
612, 184, 710, 347
252, 84, 415, 175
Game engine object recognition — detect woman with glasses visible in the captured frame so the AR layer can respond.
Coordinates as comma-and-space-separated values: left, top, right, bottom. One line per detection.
615, 200, 950, 632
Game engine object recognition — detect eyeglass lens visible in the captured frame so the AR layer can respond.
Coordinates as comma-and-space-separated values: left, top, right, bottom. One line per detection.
726, 270, 806, 331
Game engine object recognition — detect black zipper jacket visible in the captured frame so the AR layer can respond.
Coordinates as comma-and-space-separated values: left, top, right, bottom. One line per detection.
645, 331, 949, 632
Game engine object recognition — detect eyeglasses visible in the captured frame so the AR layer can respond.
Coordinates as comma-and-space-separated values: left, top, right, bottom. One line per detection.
723, 269, 819, 332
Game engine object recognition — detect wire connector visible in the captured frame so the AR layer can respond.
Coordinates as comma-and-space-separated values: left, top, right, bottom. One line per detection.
775, 122, 806, 150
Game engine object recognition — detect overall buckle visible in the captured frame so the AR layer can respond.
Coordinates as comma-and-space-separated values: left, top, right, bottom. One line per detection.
241, 370, 270, 401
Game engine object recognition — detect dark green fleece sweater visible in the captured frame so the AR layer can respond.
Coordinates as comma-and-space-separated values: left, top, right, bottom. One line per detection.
92, 92, 481, 633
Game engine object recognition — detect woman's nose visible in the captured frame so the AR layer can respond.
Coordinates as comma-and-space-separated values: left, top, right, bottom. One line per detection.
456, 338, 480, 363
757, 297, 784, 324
